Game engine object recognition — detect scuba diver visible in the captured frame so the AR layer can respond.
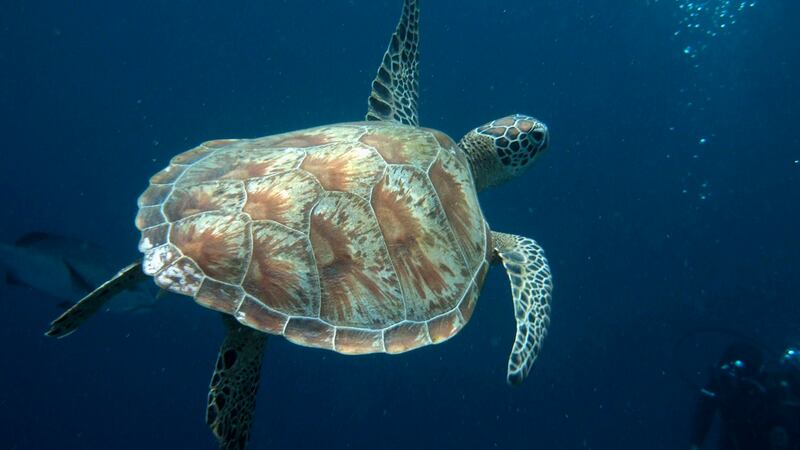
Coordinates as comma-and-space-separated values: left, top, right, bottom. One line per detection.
689, 342, 800, 450
766, 346, 800, 449
689, 341, 770, 449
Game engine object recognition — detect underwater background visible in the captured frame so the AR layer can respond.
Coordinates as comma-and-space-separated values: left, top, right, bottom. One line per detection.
1, 0, 798, 448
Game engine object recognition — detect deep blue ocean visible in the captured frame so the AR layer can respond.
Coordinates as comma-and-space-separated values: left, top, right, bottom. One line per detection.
1, 1, 798, 449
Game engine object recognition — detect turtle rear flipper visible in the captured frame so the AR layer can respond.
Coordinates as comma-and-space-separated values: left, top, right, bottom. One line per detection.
45, 261, 146, 338
492, 232, 553, 385
366, 0, 420, 126
207, 315, 267, 450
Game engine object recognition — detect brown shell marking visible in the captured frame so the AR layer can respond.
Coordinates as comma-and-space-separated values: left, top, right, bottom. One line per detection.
310, 192, 405, 328
269, 125, 364, 149
138, 184, 172, 208
222, 148, 304, 181
237, 295, 288, 334
358, 127, 440, 169
300, 143, 386, 198
428, 261, 489, 344
150, 164, 187, 185
244, 171, 322, 230
169, 212, 251, 285
383, 322, 430, 354
334, 328, 384, 354
421, 127, 459, 151
371, 165, 470, 321
170, 140, 227, 165
243, 221, 320, 317
456, 226, 492, 324
427, 309, 466, 344
457, 281, 481, 324
284, 317, 335, 349
429, 149, 486, 270
135, 206, 166, 230
137, 122, 491, 354
179, 144, 304, 185
195, 278, 245, 315
139, 223, 169, 252
164, 180, 246, 222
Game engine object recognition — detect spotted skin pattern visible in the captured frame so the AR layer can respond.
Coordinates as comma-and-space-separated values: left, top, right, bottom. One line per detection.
492, 231, 553, 385
476, 114, 549, 174
366, 0, 419, 126
136, 122, 490, 354
207, 315, 267, 450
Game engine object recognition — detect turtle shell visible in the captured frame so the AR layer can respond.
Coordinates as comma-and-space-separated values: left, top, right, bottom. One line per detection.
136, 122, 491, 354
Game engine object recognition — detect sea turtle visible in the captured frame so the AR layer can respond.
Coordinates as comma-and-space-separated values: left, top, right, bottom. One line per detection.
46, 1, 554, 448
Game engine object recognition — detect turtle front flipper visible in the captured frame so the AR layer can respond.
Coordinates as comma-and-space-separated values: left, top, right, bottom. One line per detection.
491, 231, 553, 385
207, 315, 267, 450
365, 0, 420, 126
45, 261, 146, 338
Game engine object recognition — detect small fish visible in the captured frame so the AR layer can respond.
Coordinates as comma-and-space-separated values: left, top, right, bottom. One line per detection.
0, 232, 157, 313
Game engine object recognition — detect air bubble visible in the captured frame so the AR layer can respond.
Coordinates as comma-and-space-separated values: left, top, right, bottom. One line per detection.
668, 0, 757, 61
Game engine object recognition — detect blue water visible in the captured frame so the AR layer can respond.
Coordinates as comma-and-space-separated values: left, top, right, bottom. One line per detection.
2, 1, 798, 449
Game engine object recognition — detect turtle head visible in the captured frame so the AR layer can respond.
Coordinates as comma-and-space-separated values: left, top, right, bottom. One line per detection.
458, 114, 549, 191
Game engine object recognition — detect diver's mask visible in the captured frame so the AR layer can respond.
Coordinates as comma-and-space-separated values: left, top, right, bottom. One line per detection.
713, 358, 766, 395
781, 347, 800, 370
719, 359, 748, 381
780, 346, 800, 397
